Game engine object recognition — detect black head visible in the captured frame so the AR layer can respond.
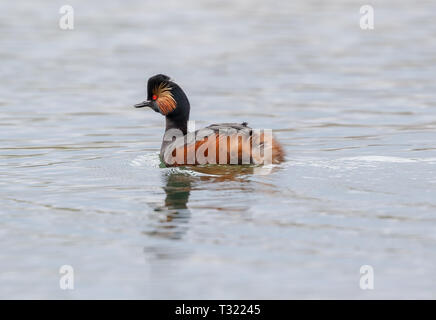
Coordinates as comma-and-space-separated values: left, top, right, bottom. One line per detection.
134, 74, 190, 121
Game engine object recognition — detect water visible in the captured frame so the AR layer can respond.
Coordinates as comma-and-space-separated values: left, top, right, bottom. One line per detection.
1, 0, 436, 299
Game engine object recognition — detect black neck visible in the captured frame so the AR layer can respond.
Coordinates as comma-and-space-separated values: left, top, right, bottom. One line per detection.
165, 116, 187, 136
160, 82, 190, 159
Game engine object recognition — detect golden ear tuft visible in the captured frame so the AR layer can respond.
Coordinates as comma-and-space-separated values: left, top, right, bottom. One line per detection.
153, 82, 176, 115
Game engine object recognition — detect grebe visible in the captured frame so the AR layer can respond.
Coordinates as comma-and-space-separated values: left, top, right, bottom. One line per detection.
134, 74, 284, 167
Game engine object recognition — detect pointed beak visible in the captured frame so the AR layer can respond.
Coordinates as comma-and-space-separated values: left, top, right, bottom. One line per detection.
134, 100, 151, 108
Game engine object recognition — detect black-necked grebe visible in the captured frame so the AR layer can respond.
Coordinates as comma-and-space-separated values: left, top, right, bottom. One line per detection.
134, 74, 284, 166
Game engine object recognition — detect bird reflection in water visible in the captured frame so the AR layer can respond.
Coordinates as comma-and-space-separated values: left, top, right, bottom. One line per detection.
145, 165, 256, 240
146, 171, 193, 240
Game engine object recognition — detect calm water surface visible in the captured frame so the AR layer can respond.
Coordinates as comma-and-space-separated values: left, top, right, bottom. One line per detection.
1, 0, 436, 298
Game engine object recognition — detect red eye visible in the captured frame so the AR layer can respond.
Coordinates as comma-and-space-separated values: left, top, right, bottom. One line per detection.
152, 95, 157, 100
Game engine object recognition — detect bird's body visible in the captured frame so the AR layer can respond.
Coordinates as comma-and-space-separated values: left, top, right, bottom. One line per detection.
135, 74, 284, 167
160, 122, 284, 166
